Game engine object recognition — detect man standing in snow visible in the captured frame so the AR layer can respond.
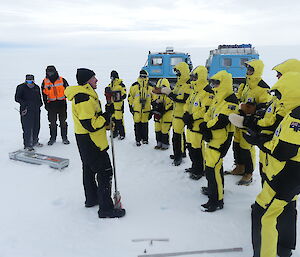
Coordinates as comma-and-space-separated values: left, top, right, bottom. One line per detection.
65, 68, 125, 219
107, 70, 127, 140
128, 70, 153, 146
41, 65, 70, 145
159, 62, 191, 166
15, 74, 43, 151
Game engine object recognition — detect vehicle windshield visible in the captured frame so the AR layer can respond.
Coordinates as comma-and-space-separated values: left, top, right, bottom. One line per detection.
170, 57, 184, 66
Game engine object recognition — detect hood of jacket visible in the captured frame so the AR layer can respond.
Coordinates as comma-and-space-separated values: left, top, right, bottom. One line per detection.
190, 65, 208, 92
271, 71, 300, 113
210, 70, 233, 101
156, 78, 170, 88
245, 59, 264, 87
272, 59, 300, 75
65, 83, 98, 101
174, 62, 190, 84
137, 77, 149, 85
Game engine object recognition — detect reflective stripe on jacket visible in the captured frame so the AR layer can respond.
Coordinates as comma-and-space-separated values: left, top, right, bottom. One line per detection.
43, 76, 66, 102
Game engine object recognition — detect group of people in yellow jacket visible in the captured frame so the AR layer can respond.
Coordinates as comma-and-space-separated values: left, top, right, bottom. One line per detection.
63, 58, 300, 256
229, 58, 300, 257
127, 58, 300, 257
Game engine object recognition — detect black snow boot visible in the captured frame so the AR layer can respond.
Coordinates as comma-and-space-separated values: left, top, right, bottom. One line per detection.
61, 124, 70, 144
98, 208, 126, 218
201, 200, 224, 212
48, 124, 57, 145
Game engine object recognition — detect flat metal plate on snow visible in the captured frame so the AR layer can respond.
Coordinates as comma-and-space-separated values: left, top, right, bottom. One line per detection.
9, 150, 69, 171
137, 247, 243, 257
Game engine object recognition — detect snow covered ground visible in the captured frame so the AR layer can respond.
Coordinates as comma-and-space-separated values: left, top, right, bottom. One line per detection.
1, 45, 300, 257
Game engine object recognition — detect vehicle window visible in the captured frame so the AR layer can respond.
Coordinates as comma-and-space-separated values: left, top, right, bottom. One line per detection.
151, 57, 163, 66
240, 58, 249, 66
222, 58, 232, 67
170, 57, 184, 66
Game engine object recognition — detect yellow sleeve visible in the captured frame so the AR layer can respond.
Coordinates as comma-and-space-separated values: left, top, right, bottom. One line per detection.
128, 85, 135, 106
76, 99, 107, 130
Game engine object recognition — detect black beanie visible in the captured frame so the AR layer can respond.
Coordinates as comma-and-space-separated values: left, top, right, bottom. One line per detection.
76, 68, 96, 85
110, 70, 119, 79
25, 74, 34, 80
46, 65, 57, 73
139, 69, 148, 77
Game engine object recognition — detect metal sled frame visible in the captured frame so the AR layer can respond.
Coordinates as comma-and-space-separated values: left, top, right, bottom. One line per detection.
9, 150, 69, 171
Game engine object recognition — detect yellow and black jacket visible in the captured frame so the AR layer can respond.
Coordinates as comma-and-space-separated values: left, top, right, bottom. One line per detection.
204, 70, 238, 155
256, 72, 300, 181
237, 59, 270, 105
65, 83, 108, 151
256, 59, 300, 134
184, 66, 214, 148
152, 78, 173, 131
169, 62, 192, 118
128, 77, 153, 123
184, 66, 213, 133
107, 78, 127, 120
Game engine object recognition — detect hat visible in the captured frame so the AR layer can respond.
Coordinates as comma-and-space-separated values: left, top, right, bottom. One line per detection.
110, 70, 119, 79
25, 74, 34, 80
46, 65, 57, 73
139, 70, 148, 77
76, 68, 95, 85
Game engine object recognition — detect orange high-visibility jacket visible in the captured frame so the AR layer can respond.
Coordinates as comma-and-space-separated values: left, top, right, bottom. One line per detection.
42, 77, 66, 102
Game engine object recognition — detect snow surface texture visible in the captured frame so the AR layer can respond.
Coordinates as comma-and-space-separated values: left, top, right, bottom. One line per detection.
1, 45, 300, 257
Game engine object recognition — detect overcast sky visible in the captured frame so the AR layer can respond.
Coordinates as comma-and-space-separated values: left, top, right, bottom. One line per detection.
1, 0, 300, 49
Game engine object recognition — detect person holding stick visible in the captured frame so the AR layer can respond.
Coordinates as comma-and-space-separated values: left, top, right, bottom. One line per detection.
65, 68, 125, 219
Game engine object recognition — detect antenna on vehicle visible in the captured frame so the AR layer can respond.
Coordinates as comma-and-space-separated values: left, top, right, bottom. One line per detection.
166, 46, 174, 53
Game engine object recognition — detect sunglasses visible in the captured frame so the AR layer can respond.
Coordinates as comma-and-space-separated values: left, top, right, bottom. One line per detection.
209, 79, 220, 88
245, 63, 255, 73
190, 73, 198, 81
26, 80, 34, 84
140, 74, 148, 78
276, 71, 282, 78
173, 68, 181, 77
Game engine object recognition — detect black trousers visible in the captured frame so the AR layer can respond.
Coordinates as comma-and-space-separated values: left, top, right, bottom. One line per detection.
187, 143, 204, 175
114, 119, 125, 137
20, 108, 40, 147
134, 122, 148, 142
233, 141, 254, 174
75, 134, 114, 211
47, 105, 67, 128
172, 132, 182, 161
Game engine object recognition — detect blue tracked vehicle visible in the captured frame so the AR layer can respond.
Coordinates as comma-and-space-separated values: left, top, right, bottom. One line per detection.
206, 44, 259, 88
142, 47, 193, 85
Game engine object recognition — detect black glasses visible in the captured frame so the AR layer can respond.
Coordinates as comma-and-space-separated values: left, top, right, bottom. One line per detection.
276, 71, 282, 78
209, 79, 220, 88
173, 68, 181, 77
245, 63, 255, 73
190, 73, 198, 81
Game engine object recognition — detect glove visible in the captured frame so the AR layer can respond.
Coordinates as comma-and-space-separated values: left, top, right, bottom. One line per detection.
161, 87, 172, 95
243, 130, 272, 147
243, 115, 259, 131
129, 105, 134, 114
105, 103, 114, 116
199, 122, 212, 142
102, 104, 114, 124
182, 112, 193, 129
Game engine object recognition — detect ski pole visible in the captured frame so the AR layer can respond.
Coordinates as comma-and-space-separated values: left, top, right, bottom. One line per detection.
105, 86, 122, 209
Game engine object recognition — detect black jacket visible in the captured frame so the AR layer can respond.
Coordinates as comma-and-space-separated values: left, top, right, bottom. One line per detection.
15, 83, 43, 112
